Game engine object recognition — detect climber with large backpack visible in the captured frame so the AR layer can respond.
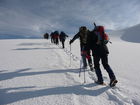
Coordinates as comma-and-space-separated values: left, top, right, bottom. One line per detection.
87, 23, 118, 87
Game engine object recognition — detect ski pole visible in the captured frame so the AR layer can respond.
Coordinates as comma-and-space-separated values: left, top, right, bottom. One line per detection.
69, 44, 71, 67
84, 67, 86, 83
79, 56, 86, 83
83, 55, 86, 83
94, 22, 97, 29
79, 57, 82, 77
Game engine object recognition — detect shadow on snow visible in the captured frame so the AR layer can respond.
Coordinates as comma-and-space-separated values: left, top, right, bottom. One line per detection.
0, 68, 109, 104
13, 47, 60, 50
0, 84, 109, 104
0, 68, 80, 81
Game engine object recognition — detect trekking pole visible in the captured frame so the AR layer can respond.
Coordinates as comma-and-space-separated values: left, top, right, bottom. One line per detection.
84, 67, 86, 83
94, 22, 97, 29
79, 57, 82, 77
83, 55, 86, 83
69, 44, 71, 67
79, 56, 86, 83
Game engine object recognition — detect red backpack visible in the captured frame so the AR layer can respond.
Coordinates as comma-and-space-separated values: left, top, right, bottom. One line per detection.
94, 23, 110, 44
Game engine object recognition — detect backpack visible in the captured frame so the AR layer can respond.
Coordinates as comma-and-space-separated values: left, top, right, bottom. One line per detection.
94, 23, 110, 44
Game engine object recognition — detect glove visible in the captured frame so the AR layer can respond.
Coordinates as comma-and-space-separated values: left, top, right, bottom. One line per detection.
69, 40, 73, 44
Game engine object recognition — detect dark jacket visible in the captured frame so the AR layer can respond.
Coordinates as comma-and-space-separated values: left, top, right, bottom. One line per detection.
59, 32, 68, 41
71, 30, 90, 49
87, 30, 109, 56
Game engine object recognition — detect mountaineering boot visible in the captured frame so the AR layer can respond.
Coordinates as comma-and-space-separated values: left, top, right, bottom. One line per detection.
110, 79, 118, 87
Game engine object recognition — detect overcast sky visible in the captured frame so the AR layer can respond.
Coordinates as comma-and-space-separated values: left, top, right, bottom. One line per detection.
0, 0, 140, 36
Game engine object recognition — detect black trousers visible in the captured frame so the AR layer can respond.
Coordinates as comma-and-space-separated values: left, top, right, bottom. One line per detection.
61, 40, 65, 48
93, 54, 116, 82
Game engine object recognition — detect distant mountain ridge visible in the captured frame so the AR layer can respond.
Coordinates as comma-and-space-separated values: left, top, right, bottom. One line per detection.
0, 24, 140, 43
108, 24, 140, 43
121, 24, 140, 43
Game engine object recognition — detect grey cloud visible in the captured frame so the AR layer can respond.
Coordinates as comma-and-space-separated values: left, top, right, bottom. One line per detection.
0, 0, 140, 37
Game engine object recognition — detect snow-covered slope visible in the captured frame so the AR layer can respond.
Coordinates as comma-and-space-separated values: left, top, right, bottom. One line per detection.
0, 36, 140, 105
108, 24, 140, 43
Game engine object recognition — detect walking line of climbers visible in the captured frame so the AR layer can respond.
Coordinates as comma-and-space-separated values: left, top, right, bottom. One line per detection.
44, 23, 118, 87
